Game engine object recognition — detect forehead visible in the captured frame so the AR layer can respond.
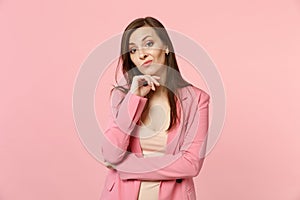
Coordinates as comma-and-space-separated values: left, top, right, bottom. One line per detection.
129, 26, 160, 44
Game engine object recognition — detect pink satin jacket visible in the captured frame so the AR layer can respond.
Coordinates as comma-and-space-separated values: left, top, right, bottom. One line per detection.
100, 85, 210, 200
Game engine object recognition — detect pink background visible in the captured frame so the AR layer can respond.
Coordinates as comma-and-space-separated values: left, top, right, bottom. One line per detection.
1, 0, 300, 199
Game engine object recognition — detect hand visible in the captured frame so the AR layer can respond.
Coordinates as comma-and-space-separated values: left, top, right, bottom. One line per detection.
129, 75, 160, 97
103, 161, 116, 170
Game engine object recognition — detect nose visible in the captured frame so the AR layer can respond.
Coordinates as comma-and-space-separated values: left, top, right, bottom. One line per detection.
138, 48, 148, 59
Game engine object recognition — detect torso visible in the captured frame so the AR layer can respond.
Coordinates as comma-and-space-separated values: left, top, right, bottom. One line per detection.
140, 92, 170, 132
138, 92, 170, 200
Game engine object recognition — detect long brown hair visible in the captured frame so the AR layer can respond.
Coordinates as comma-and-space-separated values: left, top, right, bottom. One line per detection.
114, 16, 191, 131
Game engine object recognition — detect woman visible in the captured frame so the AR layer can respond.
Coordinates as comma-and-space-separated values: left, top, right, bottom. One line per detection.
100, 16, 210, 200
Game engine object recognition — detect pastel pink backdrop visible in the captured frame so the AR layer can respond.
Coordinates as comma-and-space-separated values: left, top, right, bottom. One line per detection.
1, 0, 299, 200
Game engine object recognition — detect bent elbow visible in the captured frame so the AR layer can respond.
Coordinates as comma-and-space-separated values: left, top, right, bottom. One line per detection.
101, 146, 127, 165
191, 158, 205, 177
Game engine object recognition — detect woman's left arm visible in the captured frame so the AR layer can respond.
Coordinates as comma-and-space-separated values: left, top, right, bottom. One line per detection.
115, 91, 210, 181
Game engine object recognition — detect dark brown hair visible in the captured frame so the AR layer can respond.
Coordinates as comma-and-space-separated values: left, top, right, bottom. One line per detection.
114, 16, 191, 131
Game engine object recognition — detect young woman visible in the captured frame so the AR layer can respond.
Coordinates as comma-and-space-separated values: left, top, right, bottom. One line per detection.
100, 16, 210, 200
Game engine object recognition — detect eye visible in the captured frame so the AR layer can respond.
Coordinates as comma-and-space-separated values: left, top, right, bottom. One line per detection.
145, 41, 154, 47
129, 48, 136, 54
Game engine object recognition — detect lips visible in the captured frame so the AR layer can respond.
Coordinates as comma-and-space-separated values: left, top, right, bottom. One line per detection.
142, 60, 152, 66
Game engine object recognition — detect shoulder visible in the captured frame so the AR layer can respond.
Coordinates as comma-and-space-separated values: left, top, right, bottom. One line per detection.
109, 86, 128, 108
177, 85, 210, 103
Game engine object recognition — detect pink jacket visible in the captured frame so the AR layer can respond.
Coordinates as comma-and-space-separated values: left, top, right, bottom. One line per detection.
100, 85, 210, 200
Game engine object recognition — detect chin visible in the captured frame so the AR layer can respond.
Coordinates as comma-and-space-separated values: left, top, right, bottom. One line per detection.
142, 71, 158, 76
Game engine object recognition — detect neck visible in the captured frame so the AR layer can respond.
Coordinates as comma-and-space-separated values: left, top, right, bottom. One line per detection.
155, 85, 168, 95
146, 85, 168, 101
157, 65, 167, 86
153, 67, 168, 95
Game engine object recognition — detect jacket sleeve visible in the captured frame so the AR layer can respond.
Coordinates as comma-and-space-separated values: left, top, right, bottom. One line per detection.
100, 88, 148, 165
116, 91, 210, 180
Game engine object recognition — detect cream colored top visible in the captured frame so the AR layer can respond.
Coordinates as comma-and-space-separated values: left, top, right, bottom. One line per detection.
137, 98, 170, 200
137, 125, 168, 200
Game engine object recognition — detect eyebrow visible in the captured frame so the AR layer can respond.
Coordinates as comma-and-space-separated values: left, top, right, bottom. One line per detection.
129, 35, 152, 45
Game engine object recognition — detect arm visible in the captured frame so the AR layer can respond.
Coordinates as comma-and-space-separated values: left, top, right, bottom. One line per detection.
115, 91, 210, 181
101, 88, 148, 165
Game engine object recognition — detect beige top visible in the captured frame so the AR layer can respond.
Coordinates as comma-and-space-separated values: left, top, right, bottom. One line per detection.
137, 124, 168, 200
137, 98, 170, 200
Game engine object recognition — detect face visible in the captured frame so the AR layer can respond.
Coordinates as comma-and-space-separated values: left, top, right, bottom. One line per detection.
128, 26, 168, 76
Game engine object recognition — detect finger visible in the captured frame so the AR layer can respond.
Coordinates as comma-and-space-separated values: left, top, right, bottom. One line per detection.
134, 75, 148, 86
149, 76, 160, 86
151, 75, 160, 79
143, 75, 158, 87
142, 76, 153, 88
151, 81, 155, 91
151, 76, 161, 81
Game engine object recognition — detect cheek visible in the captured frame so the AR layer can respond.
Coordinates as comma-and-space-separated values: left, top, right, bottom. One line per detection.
130, 55, 138, 66
154, 50, 165, 62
